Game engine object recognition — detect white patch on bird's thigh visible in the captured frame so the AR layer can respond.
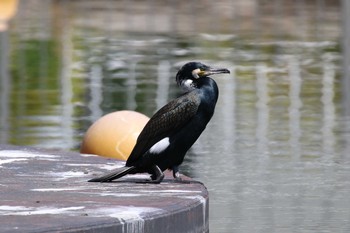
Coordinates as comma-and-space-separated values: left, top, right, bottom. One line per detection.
149, 137, 170, 154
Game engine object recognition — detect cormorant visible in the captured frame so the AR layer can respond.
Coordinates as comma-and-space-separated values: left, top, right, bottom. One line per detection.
88, 62, 230, 183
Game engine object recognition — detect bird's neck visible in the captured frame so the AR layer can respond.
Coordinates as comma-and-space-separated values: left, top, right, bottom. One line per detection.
198, 77, 219, 104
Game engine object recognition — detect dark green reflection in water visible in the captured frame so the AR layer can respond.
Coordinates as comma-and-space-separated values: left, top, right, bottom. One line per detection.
7, 38, 60, 146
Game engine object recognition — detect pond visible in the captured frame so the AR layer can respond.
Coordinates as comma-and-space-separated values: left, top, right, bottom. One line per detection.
1, 0, 350, 232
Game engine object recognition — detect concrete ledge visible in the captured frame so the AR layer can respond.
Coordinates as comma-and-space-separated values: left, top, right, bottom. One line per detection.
0, 145, 209, 233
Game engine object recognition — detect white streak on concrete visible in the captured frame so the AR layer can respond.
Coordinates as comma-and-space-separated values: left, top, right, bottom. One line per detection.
0, 150, 58, 166
99, 163, 125, 171
90, 206, 164, 220
32, 187, 88, 192
0, 150, 58, 159
0, 206, 28, 211
183, 195, 207, 204
141, 189, 202, 194
98, 193, 142, 197
0, 158, 27, 166
47, 171, 87, 181
0, 205, 85, 216
66, 163, 94, 167
79, 153, 97, 157
25, 207, 85, 215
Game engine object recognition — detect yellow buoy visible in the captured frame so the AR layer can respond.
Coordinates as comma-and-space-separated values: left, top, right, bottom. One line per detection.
80, 110, 149, 160
0, 0, 18, 31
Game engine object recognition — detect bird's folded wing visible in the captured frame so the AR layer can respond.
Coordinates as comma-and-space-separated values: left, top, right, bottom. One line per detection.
126, 92, 200, 165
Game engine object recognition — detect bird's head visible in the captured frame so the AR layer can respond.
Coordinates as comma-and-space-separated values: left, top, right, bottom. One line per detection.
176, 62, 230, 91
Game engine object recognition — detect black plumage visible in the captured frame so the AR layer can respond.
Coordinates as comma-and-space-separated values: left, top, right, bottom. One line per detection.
88, 62, 230, 183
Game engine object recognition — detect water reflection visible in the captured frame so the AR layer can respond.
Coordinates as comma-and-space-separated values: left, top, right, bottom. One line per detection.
2, 1, 350, 233
288, 55, 302, 159
0, 31, 10, 144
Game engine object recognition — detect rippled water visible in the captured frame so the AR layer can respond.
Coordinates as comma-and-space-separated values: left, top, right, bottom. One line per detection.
1, 1, 350, 232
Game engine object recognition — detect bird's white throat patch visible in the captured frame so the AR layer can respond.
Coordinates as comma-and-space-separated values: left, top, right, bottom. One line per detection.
182, 79, 195, 91
149, 137, 170, 154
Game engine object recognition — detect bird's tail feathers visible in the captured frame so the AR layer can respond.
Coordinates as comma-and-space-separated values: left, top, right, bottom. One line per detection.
88, 166, 136, 182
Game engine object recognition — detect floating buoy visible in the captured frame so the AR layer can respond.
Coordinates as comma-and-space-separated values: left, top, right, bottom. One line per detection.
80, 110, 149, 160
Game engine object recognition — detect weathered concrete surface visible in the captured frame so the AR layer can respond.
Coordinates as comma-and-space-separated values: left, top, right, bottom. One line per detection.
0, 145, 208, 233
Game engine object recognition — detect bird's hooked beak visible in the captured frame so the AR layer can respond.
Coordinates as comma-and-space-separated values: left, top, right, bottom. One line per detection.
193, 67, 230, 78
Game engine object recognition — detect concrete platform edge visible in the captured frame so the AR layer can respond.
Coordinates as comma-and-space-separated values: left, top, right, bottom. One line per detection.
0, 145, 209, 233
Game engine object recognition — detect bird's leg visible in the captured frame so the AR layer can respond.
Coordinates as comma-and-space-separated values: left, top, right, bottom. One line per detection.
150, 165, 164, 183
138, 165, 164, 184
172, 165, 181, 180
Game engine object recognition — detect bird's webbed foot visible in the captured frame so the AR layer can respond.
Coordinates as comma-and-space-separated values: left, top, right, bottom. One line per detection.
172, 165, 182, 181
138, 165, 164, 184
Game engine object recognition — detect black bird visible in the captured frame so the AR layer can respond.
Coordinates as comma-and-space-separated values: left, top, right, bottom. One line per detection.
88, 62, 230, 183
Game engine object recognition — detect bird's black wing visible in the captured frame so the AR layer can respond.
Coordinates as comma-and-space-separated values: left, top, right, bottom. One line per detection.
126, 91, 200, 165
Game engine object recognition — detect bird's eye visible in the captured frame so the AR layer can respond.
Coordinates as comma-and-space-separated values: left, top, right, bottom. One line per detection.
192, 68, 201, 79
